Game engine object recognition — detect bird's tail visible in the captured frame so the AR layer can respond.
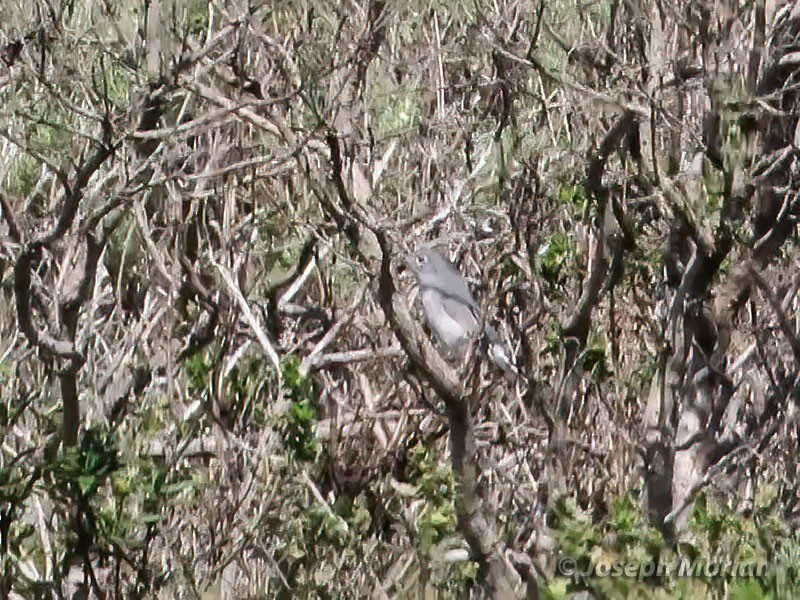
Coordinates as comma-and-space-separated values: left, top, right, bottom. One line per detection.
483, 325, 518, 383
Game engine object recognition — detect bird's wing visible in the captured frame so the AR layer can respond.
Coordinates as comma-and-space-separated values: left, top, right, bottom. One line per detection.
484, 323, 517, 381
442, 273, 478, 309
433, 255, 479, 309
437, 294, 517, 381
437, 295, 479, 336
434, 278, 479, 312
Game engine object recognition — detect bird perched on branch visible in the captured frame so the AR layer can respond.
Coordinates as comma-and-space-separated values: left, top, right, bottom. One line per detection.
406, 247, 516, 381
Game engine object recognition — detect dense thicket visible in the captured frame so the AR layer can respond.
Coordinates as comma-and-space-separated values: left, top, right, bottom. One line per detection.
2, 0, 800, 597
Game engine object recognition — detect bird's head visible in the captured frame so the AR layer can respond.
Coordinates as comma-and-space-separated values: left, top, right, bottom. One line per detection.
406, 248, 446, 288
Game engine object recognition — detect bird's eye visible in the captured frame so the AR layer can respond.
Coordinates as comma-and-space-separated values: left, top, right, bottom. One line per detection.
416, 254, 427, 265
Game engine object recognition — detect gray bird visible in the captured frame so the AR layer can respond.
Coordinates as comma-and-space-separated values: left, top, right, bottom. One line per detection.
406, 247, 516, 380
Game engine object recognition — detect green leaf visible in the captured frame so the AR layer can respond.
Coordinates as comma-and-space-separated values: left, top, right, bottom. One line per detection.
77, 475, 97, 495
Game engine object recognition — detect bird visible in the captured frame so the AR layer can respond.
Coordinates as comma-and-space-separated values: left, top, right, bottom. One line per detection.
406, 247, 516, 381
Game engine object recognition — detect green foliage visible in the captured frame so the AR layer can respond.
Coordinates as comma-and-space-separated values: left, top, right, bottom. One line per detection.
282, 357, 314, 403
183, 349, 214, 396
772, 532, 800, 598
703, 158, 725, 214
543, 322, 563, 356
104, 459, 198, 551
713, 76, 752, 173
370, 83, 423, 139
256, 206, 295, 243
499, 255, 523, 280
558, 182, 588, 212
26, 111, 71, 153
419, 502, 457, 552
408, 444, 457, 554
280, 358, 320, 461
632, 353, 658, 388
184, 347, 272, 430
583, 331, 610, 381
225, 355, 272, 427
547, 489, 800, 599
98, 58, 133, 106
0, 371, 31, 428
331, 493, 373, 537
549, 495, 603, 560
690, 493, 742, 547
181, 0, 209, 37
271, 486, 382, 594
5, 154, 41, 197
538, 231, 574, 285
0, 461, 38, 550
283, 399, 319, 461
257, 236, 308, 294
444, 558, 480, 591
392, 443, 481, 593
309, 504, 350, 547
50, 427, 121, 498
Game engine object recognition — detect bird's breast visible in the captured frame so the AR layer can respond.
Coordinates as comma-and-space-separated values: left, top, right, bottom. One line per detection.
421, 289, 473, 352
